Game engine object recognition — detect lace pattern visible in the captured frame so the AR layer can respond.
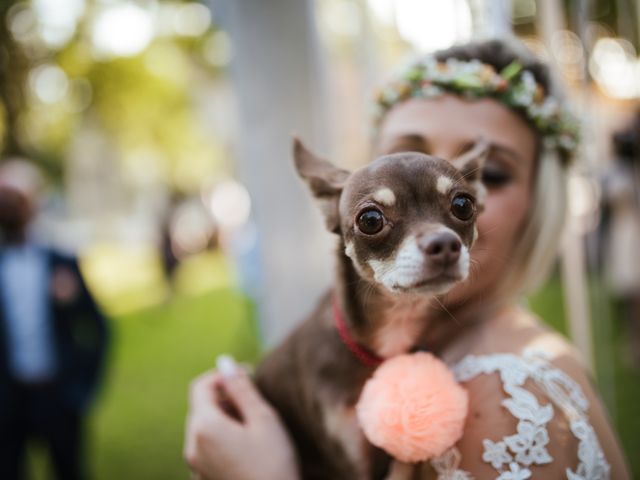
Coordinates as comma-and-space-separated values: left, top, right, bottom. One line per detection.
431, 447, 472, 480
429, 349, 610, 480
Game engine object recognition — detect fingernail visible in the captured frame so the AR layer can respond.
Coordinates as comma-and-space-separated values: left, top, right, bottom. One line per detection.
216, 354, 238, 378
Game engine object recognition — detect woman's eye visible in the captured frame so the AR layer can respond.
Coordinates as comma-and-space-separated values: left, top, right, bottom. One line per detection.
451, 195, 475, 221
482, 168, 512, 187
357, 209, 385, 235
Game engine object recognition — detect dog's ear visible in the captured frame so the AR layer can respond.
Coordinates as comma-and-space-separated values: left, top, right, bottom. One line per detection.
451, 137, 489, 205
293, 137, 349, 234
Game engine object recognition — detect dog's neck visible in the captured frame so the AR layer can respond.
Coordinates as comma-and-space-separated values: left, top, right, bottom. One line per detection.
334, 243, 433, 359
335, 241, 493, 360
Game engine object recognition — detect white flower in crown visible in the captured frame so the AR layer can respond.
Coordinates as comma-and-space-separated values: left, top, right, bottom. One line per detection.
455, 58, 484, 76
559, 133, 578, 151
420, 85, 443, 98
511, 71, 537, 106
529, 96, 560, 122
382, 88, 400, 105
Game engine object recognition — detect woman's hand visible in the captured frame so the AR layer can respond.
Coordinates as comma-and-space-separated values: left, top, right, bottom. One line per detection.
184, 359, 299, 480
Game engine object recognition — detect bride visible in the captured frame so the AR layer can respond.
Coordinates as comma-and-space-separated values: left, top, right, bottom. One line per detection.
184, 39, 631, 480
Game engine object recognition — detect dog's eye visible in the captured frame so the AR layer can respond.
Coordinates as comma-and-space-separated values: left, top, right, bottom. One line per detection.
357, 209, 385, 235
451, 195, 475, 221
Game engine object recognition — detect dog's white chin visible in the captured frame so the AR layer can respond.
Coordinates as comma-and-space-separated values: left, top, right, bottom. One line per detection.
367, 237, 471, 296
386, 273, 465, 296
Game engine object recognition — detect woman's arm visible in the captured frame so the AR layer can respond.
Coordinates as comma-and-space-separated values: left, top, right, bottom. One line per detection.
454, 352, 631, 479
184, 363, 300, 480
550, 353, 631, 480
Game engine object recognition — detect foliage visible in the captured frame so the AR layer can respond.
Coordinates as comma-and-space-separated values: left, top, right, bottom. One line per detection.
0, 0, 227, 192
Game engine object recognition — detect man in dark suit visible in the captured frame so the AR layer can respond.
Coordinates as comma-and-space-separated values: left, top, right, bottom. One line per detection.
0, 160, 109, 480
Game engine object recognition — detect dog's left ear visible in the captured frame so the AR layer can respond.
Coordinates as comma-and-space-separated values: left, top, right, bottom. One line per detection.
451, 137, 489, 204
293, 137, 350, 234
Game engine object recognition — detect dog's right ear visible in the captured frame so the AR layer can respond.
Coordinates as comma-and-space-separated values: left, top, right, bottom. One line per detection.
451, 137, 489, 206
293, 137, 349, 234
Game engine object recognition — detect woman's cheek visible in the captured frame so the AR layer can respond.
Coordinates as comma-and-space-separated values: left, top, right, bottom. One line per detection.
475, 187, 531, 266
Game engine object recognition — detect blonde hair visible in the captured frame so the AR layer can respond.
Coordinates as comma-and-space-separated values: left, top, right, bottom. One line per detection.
501, 148, 568, 298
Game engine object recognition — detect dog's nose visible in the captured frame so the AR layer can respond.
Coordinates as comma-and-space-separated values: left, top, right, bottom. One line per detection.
421, 232, 462, 265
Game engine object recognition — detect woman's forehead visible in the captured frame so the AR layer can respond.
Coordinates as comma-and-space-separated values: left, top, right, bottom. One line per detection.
377, 94, 537, 164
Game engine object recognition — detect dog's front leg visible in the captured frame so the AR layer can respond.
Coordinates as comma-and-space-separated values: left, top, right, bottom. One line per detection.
384, 461, 414, 480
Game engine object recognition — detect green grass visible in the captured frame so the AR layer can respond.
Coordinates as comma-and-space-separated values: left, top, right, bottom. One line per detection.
528, 275, 568, 335
528, 274, 640, 476
87, 288, 260, 480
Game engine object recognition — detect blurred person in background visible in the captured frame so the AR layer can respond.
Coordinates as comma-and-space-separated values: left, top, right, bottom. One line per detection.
184, 39, 630, 479
160, 194, 182, 296
0, 159, 110, 480
603, 111, 640, 366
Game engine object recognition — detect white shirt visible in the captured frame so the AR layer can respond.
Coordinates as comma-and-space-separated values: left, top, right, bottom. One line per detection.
0, 243, 57, 381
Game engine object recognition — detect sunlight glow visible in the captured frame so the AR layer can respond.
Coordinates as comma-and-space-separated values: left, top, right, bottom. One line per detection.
92, 3, 154, 58
367, 0, 394, 24
173, 3, 211, 37
551, 30, 584, 66
33, 0, 85, 48
203, 31, 233, 67
7, 4, 38, 44
208, 181, 251, 231
29, 64, 69, 104
589, 38, 640, 99
369, 0, 471, 52
171, 201, 216, 256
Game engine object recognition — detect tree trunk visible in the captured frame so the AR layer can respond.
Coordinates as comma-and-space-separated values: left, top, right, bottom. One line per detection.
0, 2, 29, 157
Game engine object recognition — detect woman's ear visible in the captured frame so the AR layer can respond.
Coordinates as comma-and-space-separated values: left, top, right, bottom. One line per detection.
292, 137, 350, 234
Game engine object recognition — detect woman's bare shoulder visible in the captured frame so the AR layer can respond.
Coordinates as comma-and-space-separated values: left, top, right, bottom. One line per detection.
461, 305, 581, 360
444, 307, 630, 479
452, 357, 579, 478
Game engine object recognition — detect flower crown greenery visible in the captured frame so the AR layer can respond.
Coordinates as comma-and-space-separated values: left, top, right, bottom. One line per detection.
373, 57, 580, 164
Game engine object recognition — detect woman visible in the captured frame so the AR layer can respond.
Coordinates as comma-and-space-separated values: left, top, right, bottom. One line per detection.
184, 39, 630, 479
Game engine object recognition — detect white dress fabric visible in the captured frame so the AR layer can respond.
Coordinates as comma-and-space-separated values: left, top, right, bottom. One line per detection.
429, 349, 610, 480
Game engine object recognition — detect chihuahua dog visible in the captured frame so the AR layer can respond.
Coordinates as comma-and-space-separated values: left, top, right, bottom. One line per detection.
255, 138, 488, 480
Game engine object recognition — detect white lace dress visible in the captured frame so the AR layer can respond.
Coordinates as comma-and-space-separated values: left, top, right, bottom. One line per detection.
429, 349, 610, 480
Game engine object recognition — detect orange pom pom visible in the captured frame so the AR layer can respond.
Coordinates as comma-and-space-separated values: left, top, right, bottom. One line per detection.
356, 352, 468, 463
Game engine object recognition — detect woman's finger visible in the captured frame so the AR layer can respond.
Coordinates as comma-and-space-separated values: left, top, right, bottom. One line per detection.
189, 370, 220, 408
219, 371, 273, 423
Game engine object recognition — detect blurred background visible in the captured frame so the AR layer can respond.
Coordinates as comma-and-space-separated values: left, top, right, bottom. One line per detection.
0, 0, 639, 478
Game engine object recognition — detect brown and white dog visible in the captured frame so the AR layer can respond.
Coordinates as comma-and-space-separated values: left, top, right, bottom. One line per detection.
255, 138, 488, 480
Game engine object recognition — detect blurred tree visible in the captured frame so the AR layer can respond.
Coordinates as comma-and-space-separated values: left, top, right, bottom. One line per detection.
0, 1, 30, 157
0, 0, 228, 194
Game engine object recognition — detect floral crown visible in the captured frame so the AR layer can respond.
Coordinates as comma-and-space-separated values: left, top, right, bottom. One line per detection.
373, 57, 580, 164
